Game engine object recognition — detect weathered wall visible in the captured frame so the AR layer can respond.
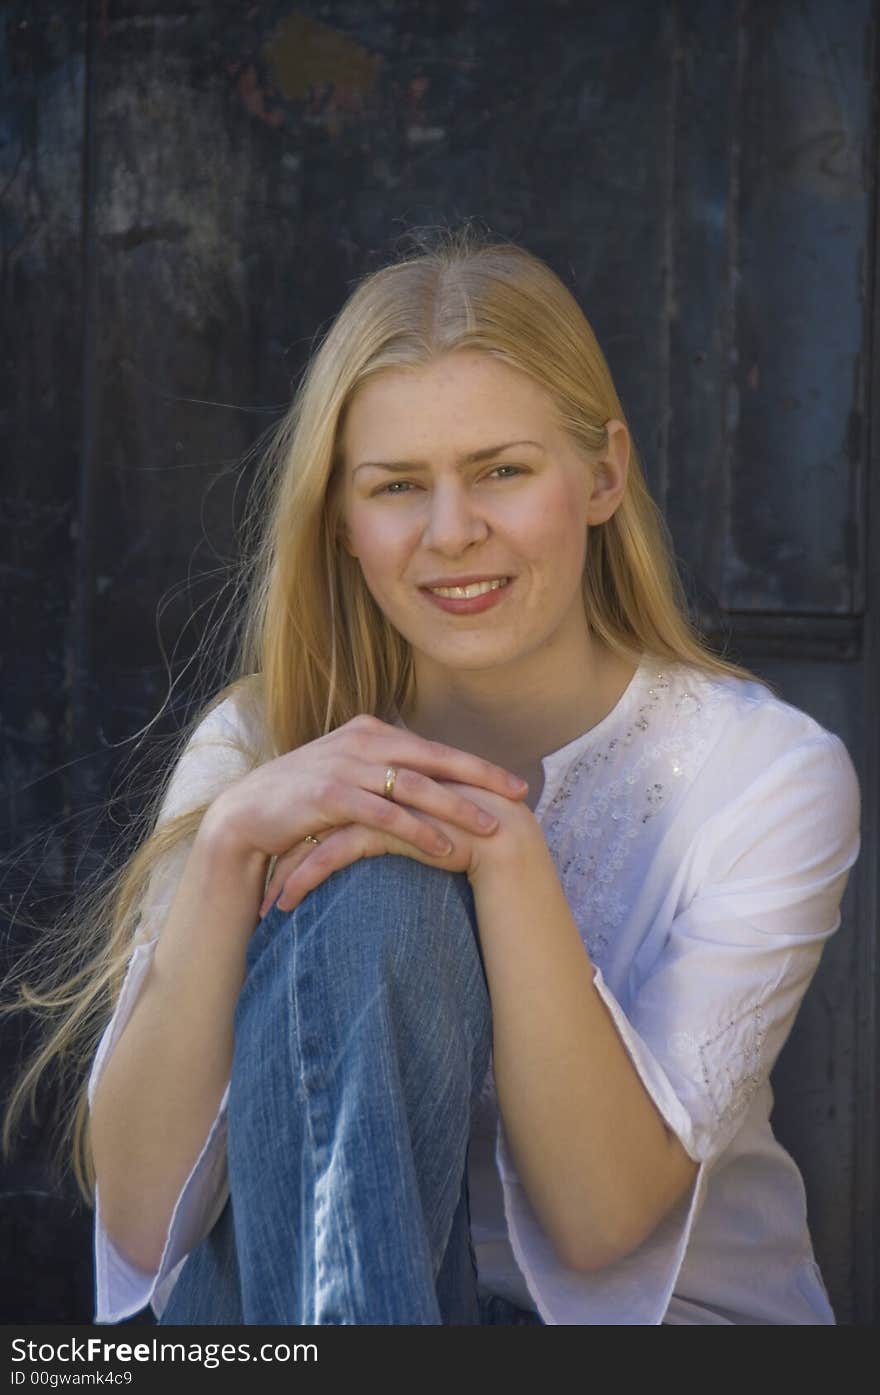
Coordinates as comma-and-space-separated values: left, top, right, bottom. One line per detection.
1, 0, 876, 1323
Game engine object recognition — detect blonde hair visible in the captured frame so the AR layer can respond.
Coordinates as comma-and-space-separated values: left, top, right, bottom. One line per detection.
1, 221, 769, 1204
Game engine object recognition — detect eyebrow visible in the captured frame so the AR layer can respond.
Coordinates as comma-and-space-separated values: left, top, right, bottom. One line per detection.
352, 440, 545, 475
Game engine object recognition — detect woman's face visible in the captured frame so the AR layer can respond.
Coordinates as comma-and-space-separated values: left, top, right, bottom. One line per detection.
337, 349, 627, 686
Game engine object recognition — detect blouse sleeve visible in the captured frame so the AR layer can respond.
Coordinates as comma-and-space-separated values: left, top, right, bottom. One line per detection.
87, 699, 252, 1324
596, 731, 861, 1165
497, 728, 861, 1324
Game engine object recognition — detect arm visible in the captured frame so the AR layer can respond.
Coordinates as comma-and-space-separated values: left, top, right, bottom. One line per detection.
470, 819, 697, 1272
468, 731, 861, 1273
88, 816, 267, 1275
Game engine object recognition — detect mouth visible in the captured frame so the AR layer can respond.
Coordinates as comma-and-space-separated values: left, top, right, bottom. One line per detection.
421, 577, 512, 599
418, 576, 514, 616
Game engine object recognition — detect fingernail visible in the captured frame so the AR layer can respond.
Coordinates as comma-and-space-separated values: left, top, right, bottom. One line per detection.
477, 810, 497, 829
507, 774, 528, 791
435, 835, 453, 854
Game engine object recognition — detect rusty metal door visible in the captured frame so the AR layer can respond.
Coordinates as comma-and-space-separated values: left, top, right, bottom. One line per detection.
1, 0, 876, 1324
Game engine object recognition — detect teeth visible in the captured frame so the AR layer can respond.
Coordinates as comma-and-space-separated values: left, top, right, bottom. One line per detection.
429, 578, 509, 599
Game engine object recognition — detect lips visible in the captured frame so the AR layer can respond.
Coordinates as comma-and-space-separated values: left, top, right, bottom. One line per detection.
418, 575, 514, 615
423, 577, 511, 599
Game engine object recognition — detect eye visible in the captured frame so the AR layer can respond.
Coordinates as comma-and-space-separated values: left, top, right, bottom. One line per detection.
486, 464, 525, 480
374, 479, 417, 495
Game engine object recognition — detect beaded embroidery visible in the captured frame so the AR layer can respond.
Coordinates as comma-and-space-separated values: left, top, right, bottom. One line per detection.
668, 980, 772, 1134
539, 662, 726, 966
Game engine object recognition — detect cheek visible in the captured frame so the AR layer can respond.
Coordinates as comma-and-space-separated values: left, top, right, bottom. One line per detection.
520, 488, 587, 567
344, 507, 413, 574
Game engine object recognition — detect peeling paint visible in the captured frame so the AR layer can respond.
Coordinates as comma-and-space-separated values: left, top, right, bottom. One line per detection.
263, 10, 381, 106
225, 60, 284, 129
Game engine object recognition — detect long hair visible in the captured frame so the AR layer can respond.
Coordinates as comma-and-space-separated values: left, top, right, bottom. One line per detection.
1, 222, 768, 1203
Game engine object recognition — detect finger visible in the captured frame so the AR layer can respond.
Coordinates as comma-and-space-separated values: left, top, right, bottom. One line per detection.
259, 781, 457, 916
274, 821, 467, 913
329, 784, 456, 859
369, 765, 502, 835
260, 843, 318, 917
274, 827, 385, 912
347, 725, 529, 799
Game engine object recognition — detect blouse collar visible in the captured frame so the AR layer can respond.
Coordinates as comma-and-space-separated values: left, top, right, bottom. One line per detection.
532, 649, 654, 818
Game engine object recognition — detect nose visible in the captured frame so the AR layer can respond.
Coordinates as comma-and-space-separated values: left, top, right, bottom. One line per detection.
421, 479, 489, 555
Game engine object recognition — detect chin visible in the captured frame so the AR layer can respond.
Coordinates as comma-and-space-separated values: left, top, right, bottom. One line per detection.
412, 641, 525, 673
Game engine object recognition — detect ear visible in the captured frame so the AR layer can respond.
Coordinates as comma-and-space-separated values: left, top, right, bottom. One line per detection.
586, 418, 630, 525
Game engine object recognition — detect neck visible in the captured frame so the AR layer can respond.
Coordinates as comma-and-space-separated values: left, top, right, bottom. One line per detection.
401, 628, 640, 807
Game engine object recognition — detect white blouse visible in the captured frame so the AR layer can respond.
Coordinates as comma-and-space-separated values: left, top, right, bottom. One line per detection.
87, 651, 861, 1324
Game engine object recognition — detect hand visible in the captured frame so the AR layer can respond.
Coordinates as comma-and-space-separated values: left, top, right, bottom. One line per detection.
259, 780, 540, 915
200, 713, 529, 900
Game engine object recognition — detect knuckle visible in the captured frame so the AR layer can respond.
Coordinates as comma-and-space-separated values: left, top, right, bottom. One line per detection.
350, 713, 380, 733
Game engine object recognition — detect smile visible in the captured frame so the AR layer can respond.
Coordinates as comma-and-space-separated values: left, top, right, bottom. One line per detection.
426, 578, 511, 598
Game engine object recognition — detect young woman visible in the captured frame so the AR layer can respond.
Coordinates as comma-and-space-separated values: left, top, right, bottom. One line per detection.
4, 227, 860, 1325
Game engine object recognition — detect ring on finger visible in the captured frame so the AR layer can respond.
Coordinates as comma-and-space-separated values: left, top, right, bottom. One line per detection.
303, 833, 321, 845
383, 765, 399, 801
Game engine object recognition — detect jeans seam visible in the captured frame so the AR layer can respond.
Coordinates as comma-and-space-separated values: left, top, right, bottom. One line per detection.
290, 899, 334, 1324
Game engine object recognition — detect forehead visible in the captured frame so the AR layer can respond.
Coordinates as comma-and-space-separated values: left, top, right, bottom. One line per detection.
339, 352, 563, 460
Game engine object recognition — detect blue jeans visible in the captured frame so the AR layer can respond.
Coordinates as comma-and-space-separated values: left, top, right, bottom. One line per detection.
159, 856, 544, 1326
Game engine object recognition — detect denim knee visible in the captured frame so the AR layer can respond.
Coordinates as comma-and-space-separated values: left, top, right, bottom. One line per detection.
240, 855, 490, 1057
247, 855, 483, 980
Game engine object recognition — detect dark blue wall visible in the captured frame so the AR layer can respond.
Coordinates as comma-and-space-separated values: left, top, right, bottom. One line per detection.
1, 0, 876, 1324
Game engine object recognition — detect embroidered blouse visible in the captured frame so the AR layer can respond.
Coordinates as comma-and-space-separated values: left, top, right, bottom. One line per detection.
87, 651, 861, 1324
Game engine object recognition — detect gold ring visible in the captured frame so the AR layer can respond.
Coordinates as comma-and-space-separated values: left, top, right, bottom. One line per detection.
383, 766, 399, 800
303, 833, 321, 845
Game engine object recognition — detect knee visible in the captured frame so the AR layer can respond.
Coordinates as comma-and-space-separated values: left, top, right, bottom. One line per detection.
326, 853, 475, 928
236, 856, 492, 1085
247, 855, 483, 992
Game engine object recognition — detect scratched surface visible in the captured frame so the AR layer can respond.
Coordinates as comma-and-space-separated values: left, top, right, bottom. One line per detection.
0, 0, 875, 1323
